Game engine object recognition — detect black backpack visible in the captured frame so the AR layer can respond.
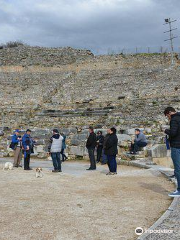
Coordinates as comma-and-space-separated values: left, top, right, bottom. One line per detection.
9, 142, 16, 150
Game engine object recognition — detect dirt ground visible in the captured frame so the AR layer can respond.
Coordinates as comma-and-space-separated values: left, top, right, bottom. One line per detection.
0, 160, 174, 240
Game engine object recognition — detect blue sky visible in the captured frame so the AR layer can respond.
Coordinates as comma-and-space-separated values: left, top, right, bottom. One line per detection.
0, 0, 179, 54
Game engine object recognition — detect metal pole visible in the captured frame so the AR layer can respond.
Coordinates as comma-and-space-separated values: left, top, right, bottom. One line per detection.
164, 18, 178, 67
169, 20, 174, 65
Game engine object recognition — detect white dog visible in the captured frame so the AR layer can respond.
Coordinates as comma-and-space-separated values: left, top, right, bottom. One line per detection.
35, 168, 43, 178
3, 162, 13, 170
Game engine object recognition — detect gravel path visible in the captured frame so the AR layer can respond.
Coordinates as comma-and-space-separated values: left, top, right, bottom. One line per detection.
0, 159, 174, 240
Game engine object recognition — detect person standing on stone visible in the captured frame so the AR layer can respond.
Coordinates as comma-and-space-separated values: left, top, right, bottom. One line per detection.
22, 129, 34, 170
86, 126, 97, 170
11, 129, 22, 167
104, 127, 118, 175
96, 131, 104, 163
130, 129, 147, 154
61, 133, 68, 162
164, 107, 180, 197
48, 129, 63, 172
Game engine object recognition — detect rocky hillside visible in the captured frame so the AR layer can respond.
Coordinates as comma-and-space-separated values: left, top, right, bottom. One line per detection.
0, 46, 180, 159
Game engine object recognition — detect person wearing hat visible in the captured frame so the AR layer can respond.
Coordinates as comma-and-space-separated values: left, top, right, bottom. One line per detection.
22, 129, 34, 170
48, 129, 63, 172
11, 129, 22, 167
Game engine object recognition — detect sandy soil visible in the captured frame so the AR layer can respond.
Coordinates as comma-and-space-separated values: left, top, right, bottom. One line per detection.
0, 161, 173, 240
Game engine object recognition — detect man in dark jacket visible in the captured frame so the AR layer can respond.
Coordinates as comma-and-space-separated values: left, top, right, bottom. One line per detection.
96, 131, 104, 163
164, 107, 180, 197
22, 129, 34, 170
104, 127, 118, 175
86, 126, 97, 170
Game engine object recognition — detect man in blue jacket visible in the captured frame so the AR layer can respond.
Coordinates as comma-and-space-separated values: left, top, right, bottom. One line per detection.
22, 129, 34, 170
11, 129, 22, 167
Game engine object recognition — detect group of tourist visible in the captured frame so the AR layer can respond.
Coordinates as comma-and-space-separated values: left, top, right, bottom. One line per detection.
10, 129, 67, 171
86, 126, 118, 175
10, 125, 147, 176
9, 106, 180, 197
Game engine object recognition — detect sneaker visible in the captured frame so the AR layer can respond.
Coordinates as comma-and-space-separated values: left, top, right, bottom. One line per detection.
52, 170, 58, 173
168, 190, 180, 197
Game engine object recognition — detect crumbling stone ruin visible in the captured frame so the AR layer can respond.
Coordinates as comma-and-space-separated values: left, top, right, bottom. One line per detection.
0, 45, 179, 163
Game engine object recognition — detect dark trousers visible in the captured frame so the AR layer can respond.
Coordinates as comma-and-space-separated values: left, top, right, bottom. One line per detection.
97, 146, 103, 162
61, 149, 67, 162
171, 148, 180, 191
88, 148, 96, 169
107, 155, 117, 173
51, 152, 61, 171
131, 142, 147, 153
24, 151, 30, 170
102, 150, 108, 164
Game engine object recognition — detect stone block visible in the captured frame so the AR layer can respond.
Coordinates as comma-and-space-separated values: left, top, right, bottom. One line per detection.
71, 134, 87, 146
69, 146, 88, 156
144, 128, 152, 134
76, 134, 88, 141
0, 131, 4, 136
117, 134, 131, 143
61, 128, 77, 135
35, 145, 45, 153
153, 157, 173, 168
150, 144, 167, 158
81, 129, 89, 134
35, 139, 45, 145
71, 139, 81, 146
125, 128, 135, 135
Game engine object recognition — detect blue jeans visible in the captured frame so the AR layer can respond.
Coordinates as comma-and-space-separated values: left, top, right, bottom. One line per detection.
107, 155, 117, 173
102, 149, 108, 164
171, 148, 180, 191
131, 142, 147, 153
51, 152, 61, 171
